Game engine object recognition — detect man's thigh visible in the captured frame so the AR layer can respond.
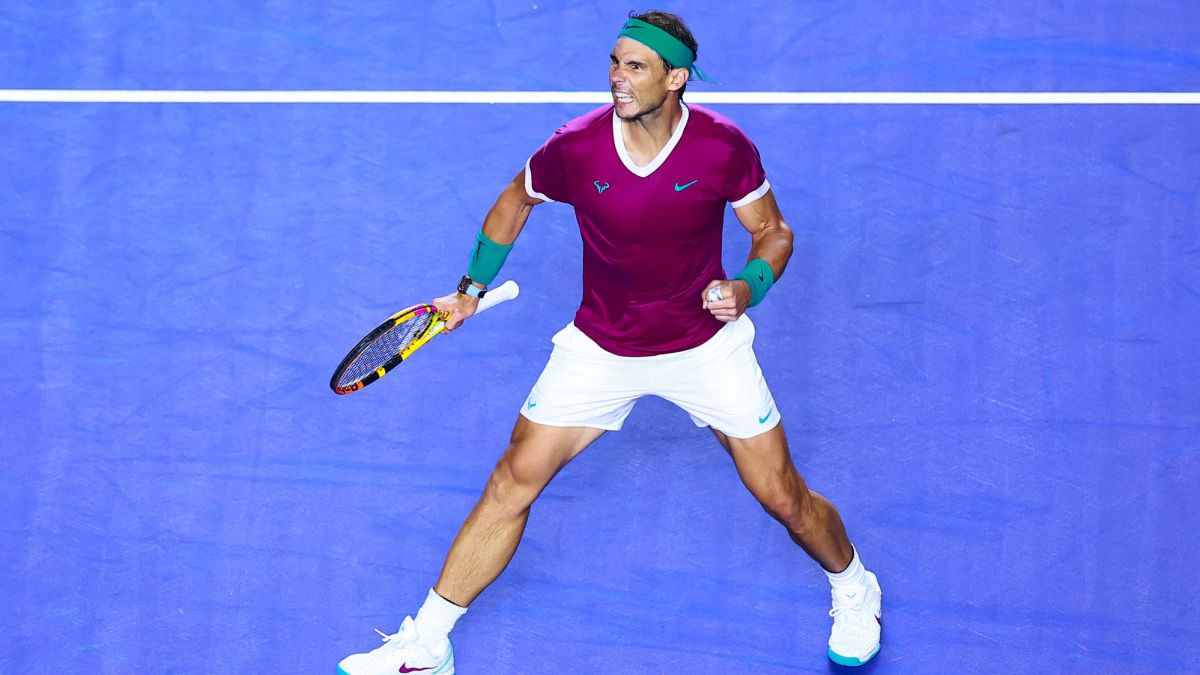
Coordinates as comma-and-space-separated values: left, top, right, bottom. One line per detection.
496, 415, 607, 489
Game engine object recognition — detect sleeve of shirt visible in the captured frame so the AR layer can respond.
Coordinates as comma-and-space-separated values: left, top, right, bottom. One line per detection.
722, 127, 771, 208
525, 125, 573, 205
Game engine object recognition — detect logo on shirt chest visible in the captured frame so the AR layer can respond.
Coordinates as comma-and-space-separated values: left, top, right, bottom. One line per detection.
589, 178, 702, 198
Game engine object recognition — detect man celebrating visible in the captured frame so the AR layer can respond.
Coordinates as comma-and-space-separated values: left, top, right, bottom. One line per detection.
338, 10, 882, 672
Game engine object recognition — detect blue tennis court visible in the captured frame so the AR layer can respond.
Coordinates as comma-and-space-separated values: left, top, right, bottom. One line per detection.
2, 2, 1198, 672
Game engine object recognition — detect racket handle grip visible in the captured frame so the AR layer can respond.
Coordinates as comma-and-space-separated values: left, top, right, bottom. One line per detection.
477, 280, 519, 313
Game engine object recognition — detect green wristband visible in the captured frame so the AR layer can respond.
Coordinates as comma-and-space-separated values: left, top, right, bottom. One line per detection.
734, 258, 775, 307
466, 229, 514, 286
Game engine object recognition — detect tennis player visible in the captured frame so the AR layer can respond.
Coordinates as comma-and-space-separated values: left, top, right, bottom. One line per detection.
339, 11, 882, 672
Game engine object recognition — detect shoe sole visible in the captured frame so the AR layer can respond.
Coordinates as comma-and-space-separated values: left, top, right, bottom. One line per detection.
337, 665, 455, 675
336, 650, 454, 675
827, 643, 880, 667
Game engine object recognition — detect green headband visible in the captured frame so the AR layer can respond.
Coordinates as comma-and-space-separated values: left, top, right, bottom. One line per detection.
618, 18, 718, 84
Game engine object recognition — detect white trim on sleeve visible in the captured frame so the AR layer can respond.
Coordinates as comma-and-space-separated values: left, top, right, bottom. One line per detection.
524, 157, 555, 203
730, 179, 771, 208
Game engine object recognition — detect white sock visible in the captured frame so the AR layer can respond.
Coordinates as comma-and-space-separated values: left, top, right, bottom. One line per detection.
414, 588, 467, 644
825, 547, 868, 589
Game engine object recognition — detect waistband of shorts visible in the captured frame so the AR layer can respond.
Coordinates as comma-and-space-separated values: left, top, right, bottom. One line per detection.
554, 317, 753, 361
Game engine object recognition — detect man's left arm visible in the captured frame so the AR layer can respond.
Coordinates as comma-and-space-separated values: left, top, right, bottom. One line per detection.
703, 191, 793, 322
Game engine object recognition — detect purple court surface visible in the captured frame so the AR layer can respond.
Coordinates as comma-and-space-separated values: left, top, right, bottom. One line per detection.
2, 2, 1198, 673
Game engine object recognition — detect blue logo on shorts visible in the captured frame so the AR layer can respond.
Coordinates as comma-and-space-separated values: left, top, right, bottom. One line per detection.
526, 398, 538, 410
758, 408, 773, 424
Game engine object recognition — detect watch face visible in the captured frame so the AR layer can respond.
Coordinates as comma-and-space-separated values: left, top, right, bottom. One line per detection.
458, 276, 484, 298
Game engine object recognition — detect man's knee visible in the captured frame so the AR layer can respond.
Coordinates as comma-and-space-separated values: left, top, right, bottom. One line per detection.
754, 479, 813, 528
481, 448, 552, 516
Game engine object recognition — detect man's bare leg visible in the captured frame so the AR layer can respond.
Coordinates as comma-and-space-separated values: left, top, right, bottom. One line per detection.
336, 417, 603, 674
435, 416, 605, 606
712, 422, 881, 665
711, 423, 853, 572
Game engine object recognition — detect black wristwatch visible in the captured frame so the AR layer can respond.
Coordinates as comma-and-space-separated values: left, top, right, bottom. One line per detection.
457, 275, 486, 299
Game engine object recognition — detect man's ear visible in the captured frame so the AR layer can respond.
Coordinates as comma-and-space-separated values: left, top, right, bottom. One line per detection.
666, 67, 689, 92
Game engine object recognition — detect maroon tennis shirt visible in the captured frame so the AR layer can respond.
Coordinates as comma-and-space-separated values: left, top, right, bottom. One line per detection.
525, 103, 770, 356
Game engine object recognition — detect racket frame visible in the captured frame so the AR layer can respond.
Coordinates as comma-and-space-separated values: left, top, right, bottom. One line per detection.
329, 304, 442, 394
330, 280, 519, 395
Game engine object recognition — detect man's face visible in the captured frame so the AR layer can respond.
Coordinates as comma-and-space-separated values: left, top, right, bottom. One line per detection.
609, 37, 682, 120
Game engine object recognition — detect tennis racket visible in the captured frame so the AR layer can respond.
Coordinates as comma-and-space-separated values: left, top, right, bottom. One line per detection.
330, 280, 520, 395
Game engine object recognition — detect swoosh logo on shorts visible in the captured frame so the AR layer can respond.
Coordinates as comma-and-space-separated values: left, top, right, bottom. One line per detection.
758, 409, 773, 424
674, 180, 698, 191
526, 398, 537, 410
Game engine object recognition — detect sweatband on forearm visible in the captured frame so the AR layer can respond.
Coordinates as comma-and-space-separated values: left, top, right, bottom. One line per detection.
466, 229, 514, 285
735, 258, 775, 307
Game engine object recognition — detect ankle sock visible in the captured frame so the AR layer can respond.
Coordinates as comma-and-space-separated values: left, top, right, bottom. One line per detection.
414, 588, 467, 644
825, 547, 867, 589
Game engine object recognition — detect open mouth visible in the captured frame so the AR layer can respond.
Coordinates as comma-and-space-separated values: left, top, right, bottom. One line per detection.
613, 91, 634, 104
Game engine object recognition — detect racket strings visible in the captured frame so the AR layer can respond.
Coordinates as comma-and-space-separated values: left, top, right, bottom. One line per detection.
339, 312, 435, 386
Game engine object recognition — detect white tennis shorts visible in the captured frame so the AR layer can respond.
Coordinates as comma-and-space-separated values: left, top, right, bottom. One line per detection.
520, 316, 780, 439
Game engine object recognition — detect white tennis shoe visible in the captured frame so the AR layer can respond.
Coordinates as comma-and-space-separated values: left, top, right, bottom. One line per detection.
827, 570, 882, 666
337, 616, 454, 675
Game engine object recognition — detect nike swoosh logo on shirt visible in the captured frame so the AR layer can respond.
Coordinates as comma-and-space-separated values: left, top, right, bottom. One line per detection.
674, 180, 699, 191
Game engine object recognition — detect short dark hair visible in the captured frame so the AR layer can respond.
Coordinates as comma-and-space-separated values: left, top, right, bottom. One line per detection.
629, 10, 697, 95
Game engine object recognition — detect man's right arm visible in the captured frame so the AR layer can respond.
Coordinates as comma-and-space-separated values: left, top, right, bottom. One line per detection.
434, 169, 543, 330
481, 168, 544, 246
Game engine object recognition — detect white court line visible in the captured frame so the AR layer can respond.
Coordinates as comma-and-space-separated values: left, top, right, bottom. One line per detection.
0, 89, 1198, 104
